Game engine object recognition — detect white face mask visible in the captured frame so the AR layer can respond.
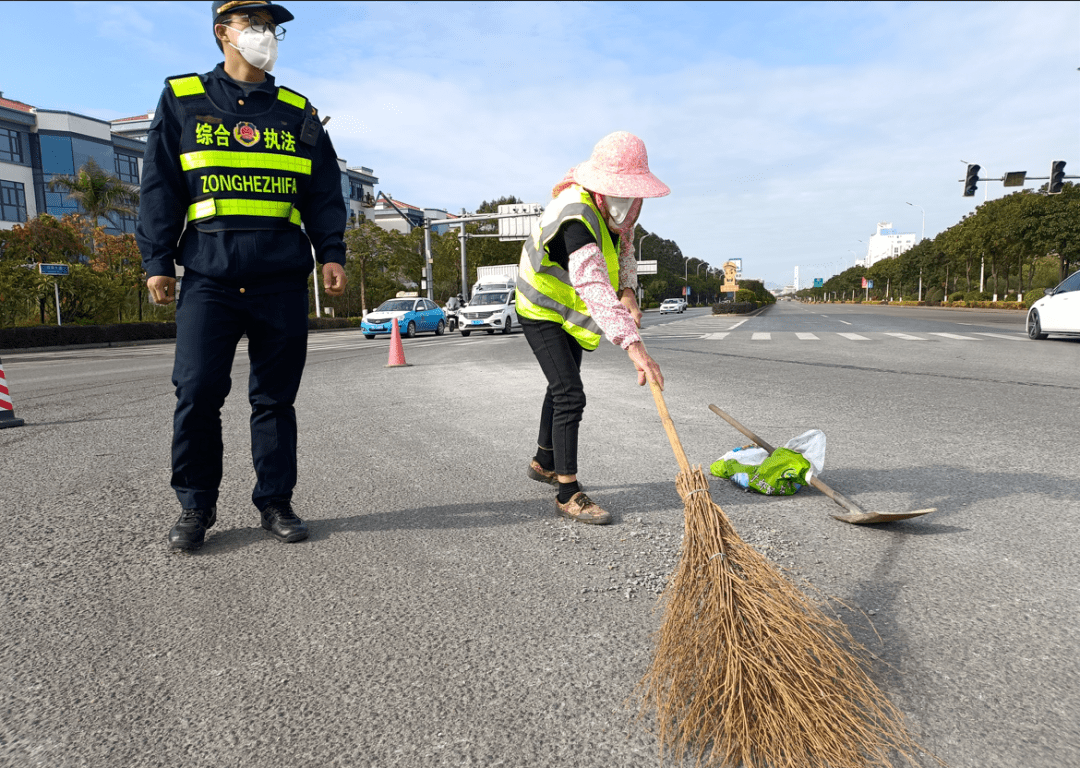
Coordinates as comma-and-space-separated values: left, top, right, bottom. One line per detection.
226, 25, 278, 72
605, 195, 636, 226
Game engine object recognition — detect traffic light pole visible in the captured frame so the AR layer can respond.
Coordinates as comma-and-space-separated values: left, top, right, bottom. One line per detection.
960, 160, 1076, 197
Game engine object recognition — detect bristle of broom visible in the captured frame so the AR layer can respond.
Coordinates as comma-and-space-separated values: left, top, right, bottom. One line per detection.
639, 467, 940, 768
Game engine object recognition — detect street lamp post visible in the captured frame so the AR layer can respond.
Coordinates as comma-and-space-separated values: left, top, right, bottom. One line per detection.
906, 201, 925, 241
637, 232, 654, 307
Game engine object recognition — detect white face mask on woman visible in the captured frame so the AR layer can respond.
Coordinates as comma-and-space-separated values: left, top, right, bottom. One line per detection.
227, 25, 279, 72
604, 195, 637, 226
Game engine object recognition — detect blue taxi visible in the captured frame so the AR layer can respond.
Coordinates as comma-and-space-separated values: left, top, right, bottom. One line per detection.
361, 297, 447, 338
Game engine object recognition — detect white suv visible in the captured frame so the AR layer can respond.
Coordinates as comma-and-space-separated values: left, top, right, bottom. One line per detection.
460, 289, 518, 335
659, 298, 684, 315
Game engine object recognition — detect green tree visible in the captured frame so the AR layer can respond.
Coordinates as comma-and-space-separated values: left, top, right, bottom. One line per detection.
343, 219, 396, 315
46, 158, 139, 233
0, 214, 88, 325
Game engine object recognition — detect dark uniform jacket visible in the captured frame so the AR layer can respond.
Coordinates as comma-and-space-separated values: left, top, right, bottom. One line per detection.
136, 64, 347, 293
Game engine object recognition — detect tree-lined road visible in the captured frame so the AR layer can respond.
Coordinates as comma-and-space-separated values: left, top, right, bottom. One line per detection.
2, 302, 1077, 768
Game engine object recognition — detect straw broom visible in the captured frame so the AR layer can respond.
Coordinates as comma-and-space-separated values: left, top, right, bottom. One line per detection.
641, 383, 938, 768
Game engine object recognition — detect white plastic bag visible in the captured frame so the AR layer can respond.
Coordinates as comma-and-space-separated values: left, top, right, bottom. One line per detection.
716, 446, 770, 466
783, 429, 826, 476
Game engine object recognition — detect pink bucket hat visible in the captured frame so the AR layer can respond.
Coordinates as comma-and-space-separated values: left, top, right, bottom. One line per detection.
571, 131, 670, 199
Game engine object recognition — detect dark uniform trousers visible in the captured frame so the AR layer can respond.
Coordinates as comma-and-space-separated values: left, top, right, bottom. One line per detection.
171, 273, 308, 512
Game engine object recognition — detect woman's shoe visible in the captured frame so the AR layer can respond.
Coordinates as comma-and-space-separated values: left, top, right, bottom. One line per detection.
527, 459, 558, 486
555, 492, 612, 525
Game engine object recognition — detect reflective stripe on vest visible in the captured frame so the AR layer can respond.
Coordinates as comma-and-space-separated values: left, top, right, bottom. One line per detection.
187, 199, 301, 227
180, 150, 312, 175
515, 186, 620, 350
167, 76, 306, 113
276, 87, 307, 111
169, 76, 205, 98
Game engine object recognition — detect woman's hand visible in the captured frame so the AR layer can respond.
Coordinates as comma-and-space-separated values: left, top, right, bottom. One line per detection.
626, 341, 663, 389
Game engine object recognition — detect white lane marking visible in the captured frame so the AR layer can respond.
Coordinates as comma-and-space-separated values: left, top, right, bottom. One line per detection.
931, 332, 979, 340
838, 320, 852, 325
752, 332, 771, 340
701, 332, 730, 340
795, 333, 819, 340
728, 319, 749, 330
837, 332, 870, 340
975, 333, 1026, 341
884, 333, 926, 340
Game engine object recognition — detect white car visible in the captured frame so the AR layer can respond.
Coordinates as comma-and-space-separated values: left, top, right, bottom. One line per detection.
659, 298, 684, 315
459, 289, 518, 335
1027, 269, 1080, 339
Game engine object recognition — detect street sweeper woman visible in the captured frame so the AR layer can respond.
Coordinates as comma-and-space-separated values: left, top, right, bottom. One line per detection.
515, 131, 670, 525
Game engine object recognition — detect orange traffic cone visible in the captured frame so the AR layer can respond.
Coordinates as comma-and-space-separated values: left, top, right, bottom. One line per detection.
0, 357, 25, 429
385, 318, 411, 368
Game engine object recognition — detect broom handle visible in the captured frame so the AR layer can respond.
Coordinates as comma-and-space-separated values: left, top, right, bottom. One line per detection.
650, 381, 691, 474
707, 404, 868, 515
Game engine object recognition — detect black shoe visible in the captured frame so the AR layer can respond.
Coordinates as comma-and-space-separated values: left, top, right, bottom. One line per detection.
261, 501, 309, 543
168, 507, 217, 551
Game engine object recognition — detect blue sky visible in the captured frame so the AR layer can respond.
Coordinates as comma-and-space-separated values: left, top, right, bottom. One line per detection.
3, 1, 1078, 286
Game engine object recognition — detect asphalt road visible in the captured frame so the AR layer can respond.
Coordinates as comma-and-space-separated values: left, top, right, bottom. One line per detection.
1, 302, 1077, 768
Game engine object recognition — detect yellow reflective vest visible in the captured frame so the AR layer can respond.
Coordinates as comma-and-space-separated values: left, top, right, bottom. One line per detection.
515, 185, 620, 350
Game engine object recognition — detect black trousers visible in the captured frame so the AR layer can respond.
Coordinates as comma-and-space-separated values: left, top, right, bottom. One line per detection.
170, 276, 308, 511
520, 316, 586, 476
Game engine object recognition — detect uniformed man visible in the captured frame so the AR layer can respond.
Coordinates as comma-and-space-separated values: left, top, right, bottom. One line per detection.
136, 0, 348, 551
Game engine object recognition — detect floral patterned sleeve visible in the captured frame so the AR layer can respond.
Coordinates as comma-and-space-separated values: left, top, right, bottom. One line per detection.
569, 243, 642, 350
617, 234, 637, 292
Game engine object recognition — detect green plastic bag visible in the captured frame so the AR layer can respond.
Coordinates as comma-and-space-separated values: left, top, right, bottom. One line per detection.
710, 447, 812, 496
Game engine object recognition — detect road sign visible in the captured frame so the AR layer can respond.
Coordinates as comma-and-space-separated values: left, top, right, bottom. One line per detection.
868, 279, 874, 289
497, 203, 544, 241
39, 263, 70, 276
813, 278, 823, 288
637, 259, 657, 275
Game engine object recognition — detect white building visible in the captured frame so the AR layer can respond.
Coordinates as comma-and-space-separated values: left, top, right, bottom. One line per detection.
862, 222, 917, 268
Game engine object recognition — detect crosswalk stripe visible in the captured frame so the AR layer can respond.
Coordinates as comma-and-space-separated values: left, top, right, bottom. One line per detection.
752, 332, 771, 340
930, 332, 978, 340
795, 332, 819, 340
974, 332, 1026, 341
837, 332, 869, 340
700, 332, 730, 340
884, 332, 926, 340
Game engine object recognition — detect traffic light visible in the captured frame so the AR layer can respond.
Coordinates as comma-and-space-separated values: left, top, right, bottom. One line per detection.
1049, 160, 1066, 194
963, 164, 981, 197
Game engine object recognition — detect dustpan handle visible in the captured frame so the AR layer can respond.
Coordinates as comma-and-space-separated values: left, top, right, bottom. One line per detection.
650, 381, 691, 474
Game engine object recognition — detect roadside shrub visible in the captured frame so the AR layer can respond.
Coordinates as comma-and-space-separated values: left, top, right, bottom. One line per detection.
0, 321, 177, 350
307, 317, 351, 330
712, 301, 758, 314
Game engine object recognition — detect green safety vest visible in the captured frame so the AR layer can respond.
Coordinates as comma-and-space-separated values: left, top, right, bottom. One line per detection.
166, 73, 317, 232
515, 185, 620, 350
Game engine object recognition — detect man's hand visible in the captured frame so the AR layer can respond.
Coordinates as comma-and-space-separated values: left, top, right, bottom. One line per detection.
618, 287, 643, 328
323, 262, 347, 296
147, 276, 177, 305
626, 340, 663, 389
